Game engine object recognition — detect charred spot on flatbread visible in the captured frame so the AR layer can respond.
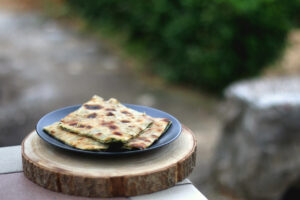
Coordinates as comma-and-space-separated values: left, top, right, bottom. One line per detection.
100, 121, 113, 126
106, 112, 115, 116
113, 131, 122, 136
121, 110, 132, 116
108, 124, 118, 130
96, 132, 102, 136
86, 125, 92, 129
84, 104, 103, 110
162, 118, 170, 123
106, 108, 116, 111
69, 122, 78, 126
87, 113, 97, 118
130, 143, 147, 149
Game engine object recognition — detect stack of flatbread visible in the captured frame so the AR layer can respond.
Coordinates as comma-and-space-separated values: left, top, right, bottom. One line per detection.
43, 95, 171, 151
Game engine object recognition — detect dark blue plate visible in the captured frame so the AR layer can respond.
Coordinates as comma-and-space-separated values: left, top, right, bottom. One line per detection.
36, 104, 181, 155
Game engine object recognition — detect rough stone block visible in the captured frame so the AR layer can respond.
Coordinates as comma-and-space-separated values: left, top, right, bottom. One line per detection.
212, 77, 300, 200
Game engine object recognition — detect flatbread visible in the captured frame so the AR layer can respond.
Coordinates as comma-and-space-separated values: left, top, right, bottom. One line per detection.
59, 95, 153, 143
123, 118, 171, 150
43, 122, 109, 150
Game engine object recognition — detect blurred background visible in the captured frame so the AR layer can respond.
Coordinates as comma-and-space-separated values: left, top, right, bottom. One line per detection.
0, 0, 299, 199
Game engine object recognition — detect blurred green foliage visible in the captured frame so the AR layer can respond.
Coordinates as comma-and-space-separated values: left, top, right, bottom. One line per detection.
66, 0, 300, 91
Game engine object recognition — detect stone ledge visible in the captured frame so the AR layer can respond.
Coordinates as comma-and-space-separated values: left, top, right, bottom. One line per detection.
0, 145, 22, 174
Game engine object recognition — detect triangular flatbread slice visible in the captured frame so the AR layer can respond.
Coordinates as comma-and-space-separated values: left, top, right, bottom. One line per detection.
43, 122, 109, 150
59, 95, 153, 143
123, 118, 171, 150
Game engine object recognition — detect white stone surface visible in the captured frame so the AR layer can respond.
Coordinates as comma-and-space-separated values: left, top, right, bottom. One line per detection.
130, 183, 207, 200
176, 179, 191, 185
0, 145, 22, 173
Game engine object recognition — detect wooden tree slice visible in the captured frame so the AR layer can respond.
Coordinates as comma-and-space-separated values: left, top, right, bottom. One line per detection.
22, 125, 196, 197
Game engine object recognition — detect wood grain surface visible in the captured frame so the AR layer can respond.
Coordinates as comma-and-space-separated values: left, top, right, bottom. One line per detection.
22, 125, 196, 197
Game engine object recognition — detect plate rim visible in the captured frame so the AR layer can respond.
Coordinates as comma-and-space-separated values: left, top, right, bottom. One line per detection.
36, 104, 182, 155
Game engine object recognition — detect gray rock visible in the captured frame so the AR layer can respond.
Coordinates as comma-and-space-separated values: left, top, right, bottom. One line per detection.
212, 77, 300, 200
